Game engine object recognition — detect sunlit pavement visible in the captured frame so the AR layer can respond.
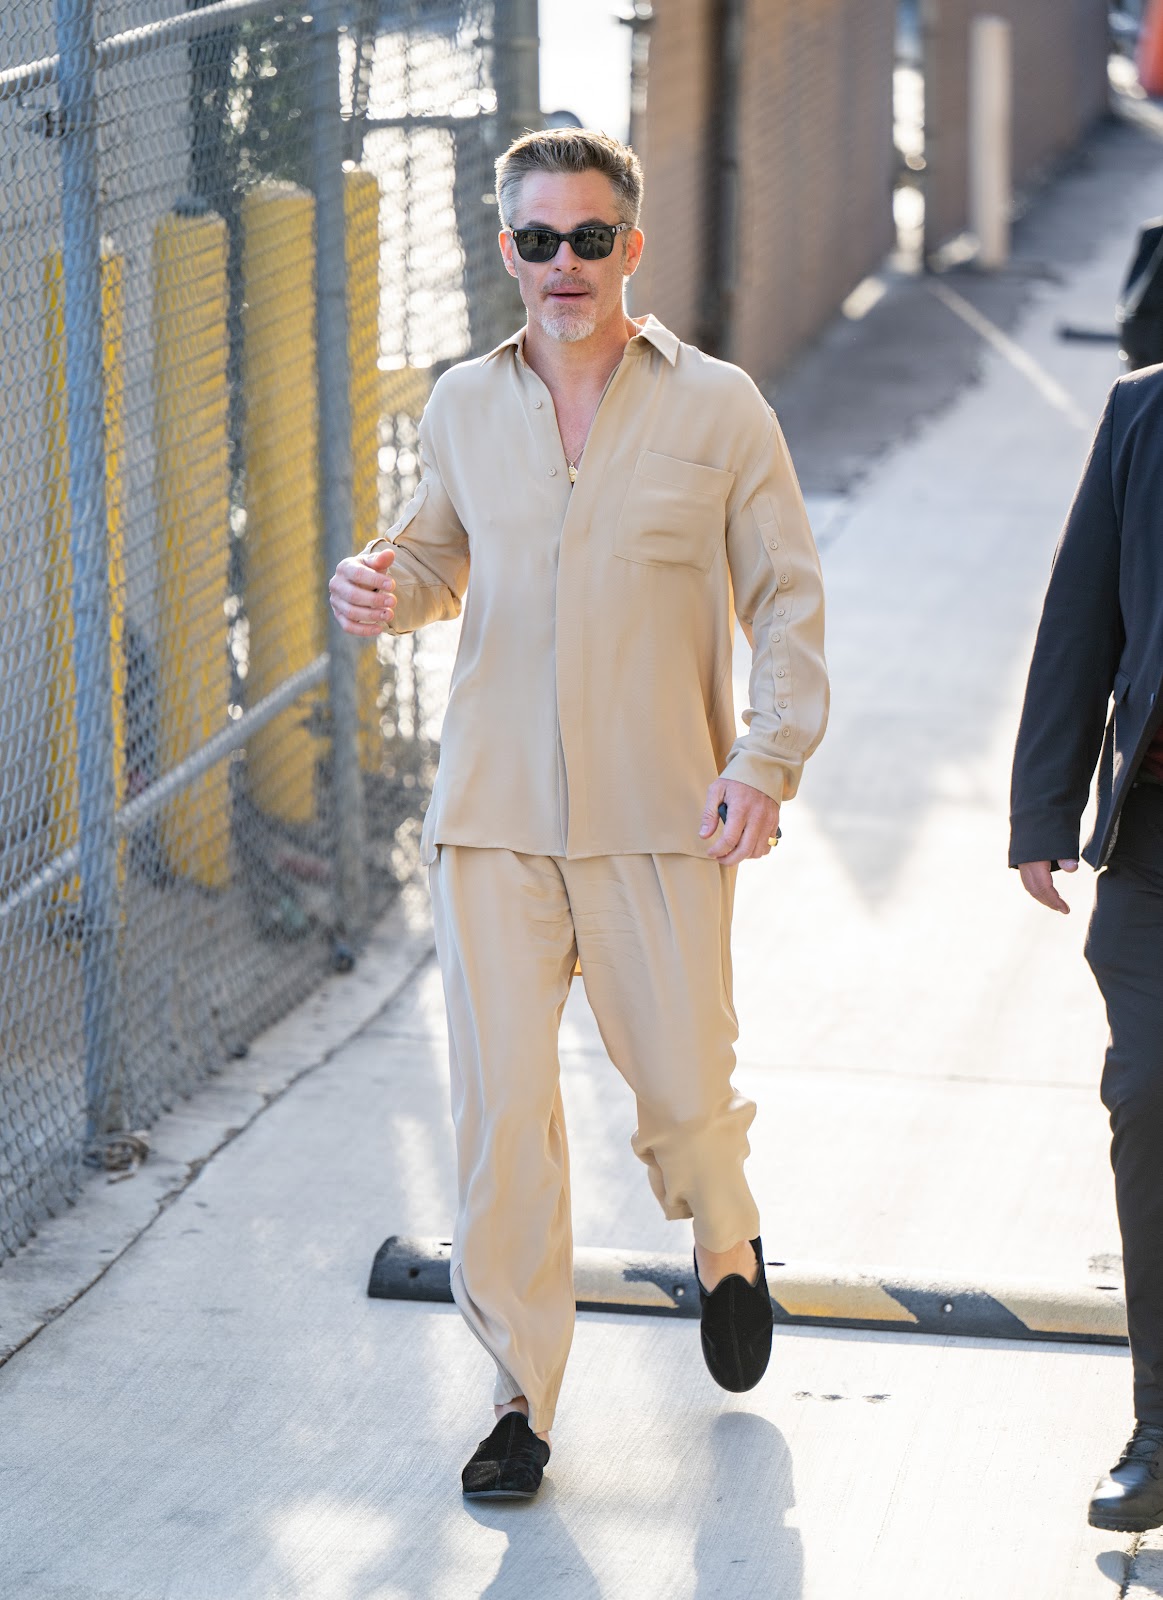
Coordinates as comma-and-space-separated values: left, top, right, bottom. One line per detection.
0, 955, 1136, 1600
4, 110, 1163, 1600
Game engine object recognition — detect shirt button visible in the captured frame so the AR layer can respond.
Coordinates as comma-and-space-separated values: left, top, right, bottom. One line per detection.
533, 398, 543, 408
767, 537, 778, 549
781, 728, 791, 738
779, 573, 790, 585
778, 699, 789, 709
777, 668, 787, 677
772, 633, 781, 643
777, 608, 787, 617
548, 466, 557, 477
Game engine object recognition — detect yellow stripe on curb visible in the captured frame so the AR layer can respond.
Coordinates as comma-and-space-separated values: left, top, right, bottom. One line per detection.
996, 1287, 1127, 1342
773, 1270, 920, 1326
575, 1247, 687, 1313
367, 1237, 1129, 1346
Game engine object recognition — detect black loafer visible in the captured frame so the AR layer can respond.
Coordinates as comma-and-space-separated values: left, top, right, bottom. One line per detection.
695, 1236, 774, 1393
461, 1412, 551, 1501
1088, 1422, 1163, 1532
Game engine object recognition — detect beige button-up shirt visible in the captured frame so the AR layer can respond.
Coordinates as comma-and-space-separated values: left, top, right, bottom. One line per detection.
374, 314, 828, 866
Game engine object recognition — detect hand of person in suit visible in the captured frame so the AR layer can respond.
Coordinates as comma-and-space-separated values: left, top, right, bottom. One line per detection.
1018, 859, 1079, 915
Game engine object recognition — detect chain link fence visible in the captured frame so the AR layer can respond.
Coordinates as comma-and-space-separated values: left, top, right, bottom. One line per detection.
0, 0, 535, 1259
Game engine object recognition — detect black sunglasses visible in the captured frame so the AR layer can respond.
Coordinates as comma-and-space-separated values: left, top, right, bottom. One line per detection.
508, 222, 632, 264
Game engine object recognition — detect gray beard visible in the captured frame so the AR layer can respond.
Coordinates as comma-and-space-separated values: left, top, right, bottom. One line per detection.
538, 302, 598, 343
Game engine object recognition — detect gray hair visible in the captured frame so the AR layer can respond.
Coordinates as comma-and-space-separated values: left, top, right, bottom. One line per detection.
495, 128, 644, 231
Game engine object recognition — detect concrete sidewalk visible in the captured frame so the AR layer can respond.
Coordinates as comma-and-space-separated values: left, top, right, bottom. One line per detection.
4, 103, 1163, 1600
0, 959, 1137, 1600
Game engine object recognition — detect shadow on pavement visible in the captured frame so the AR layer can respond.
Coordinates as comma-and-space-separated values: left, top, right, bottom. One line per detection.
469, 1484, 604, 1598
693, 1411, 802, 1600
1095, 1547, 1135, 1589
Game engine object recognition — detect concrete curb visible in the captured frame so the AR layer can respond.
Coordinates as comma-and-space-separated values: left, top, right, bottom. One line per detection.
368, 1236, 1128, 1345
1128, 1529, 1163, 1594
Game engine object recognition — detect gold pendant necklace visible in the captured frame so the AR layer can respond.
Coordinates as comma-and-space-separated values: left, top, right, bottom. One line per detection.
567, 458, 579, 485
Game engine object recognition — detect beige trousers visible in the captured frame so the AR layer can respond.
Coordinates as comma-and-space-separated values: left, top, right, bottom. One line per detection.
428, 846, 761, 1433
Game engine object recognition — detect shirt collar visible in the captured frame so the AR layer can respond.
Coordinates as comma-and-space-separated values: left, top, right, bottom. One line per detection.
629, 314, 680, 365
483, 326, 528, 361
482, 313, 680, 367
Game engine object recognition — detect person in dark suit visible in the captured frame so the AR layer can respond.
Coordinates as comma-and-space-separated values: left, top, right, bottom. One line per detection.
1012, 363, 1163, 1533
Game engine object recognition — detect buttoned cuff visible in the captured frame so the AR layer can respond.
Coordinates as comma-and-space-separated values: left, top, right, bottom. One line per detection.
720, 750, 793, 805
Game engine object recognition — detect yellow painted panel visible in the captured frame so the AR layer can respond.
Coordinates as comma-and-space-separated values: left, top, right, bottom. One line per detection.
380, 364, 431, 421
152, 210, 231, 888
43, 245, 126, 906
242, 182, 322, 826
345, 166, 386, 773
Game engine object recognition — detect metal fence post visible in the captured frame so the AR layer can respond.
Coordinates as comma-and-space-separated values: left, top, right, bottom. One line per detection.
494, 0, 541, 141
490, 0, 541, 334
54, 0, 125, 1143
312, 0, 369, 948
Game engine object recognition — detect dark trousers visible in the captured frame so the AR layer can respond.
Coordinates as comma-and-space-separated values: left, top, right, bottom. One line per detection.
1086, 782, 1163, 1425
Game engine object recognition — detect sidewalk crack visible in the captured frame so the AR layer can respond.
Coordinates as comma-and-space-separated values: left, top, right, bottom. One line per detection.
1121, 1533, 1146, 1599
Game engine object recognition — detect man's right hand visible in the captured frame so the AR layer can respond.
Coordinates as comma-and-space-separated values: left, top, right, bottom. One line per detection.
1017, 859, 1079, 915
328, 546, 396, 636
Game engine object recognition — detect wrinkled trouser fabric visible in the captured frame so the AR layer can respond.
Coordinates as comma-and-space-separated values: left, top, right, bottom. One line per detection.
1086, 783, 1163, 1426
428, 846, 761, 1433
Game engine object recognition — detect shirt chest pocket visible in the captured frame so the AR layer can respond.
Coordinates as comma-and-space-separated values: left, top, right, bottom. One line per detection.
614, 450, 735, 572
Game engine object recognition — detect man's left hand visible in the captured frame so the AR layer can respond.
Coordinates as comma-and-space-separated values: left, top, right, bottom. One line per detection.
700, 779, 781, 865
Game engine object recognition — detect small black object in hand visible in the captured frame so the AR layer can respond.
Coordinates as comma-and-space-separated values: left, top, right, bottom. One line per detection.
718, 799, 781, 841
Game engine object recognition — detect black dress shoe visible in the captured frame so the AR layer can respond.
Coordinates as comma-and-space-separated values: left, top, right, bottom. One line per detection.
461, 1412, 551, 1501
1088, 1422, 1163, 1532
695, 1236, 774, 1393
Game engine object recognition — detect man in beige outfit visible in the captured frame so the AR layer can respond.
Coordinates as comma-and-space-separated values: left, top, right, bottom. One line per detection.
329, 129, 828, 1500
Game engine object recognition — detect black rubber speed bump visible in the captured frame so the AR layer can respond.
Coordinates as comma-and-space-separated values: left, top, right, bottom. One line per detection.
368, 1237, 1128, 1345
370, 1235, 456, 1305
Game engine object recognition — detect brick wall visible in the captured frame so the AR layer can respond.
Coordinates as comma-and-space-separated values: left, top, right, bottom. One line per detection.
631, 0, 898, 382
923, 0, 1109, 252
628, 0, 714, 353
733, 0, 897, 379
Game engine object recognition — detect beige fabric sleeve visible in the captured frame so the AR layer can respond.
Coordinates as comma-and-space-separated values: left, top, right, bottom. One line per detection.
722, 407, 829, 803
372, 407, 469, 636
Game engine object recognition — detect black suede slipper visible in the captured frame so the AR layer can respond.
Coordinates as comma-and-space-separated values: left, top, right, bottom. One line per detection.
695, 1236, 774, 1393
461, 1412, 551, 1501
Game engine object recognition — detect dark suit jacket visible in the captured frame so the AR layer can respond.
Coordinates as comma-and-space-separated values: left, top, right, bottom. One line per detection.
1010, 363, 1163, 870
